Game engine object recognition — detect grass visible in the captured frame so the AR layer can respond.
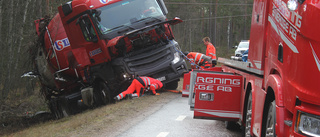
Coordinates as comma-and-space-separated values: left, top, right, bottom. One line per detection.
3, 80, 183, 137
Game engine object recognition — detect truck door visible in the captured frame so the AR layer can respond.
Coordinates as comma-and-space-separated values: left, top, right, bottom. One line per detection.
58, 5, 110, 67
188, 70, 242, 121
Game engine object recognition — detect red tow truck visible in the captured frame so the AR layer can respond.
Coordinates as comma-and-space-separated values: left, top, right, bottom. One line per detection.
30, 0, 187, 118
185, 0, 320, 136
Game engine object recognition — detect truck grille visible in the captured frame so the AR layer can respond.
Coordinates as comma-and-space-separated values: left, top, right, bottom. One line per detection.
123, 44, 172, 73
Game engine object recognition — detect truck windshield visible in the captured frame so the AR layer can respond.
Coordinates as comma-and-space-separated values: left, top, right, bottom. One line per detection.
94, 0, 166, 39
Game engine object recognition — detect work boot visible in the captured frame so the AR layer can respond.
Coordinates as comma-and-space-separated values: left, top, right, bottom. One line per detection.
127, 94, 138, 99
127, 94, 133, 99
114, 96, 120, 101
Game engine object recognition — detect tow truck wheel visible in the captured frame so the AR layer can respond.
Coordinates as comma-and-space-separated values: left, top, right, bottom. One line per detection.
264, 100, 276, 137
243, 92, 252, 137
225, 121, 239, 130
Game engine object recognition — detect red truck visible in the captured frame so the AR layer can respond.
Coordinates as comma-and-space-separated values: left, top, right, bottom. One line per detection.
185, 0, 320, 136
31, 0, 187, 118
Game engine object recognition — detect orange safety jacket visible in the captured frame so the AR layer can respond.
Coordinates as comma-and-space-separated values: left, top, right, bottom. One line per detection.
187, 52, 212, 66
139, 76, 163, 95
116, 76, 163, 100
206, 43, 216, 60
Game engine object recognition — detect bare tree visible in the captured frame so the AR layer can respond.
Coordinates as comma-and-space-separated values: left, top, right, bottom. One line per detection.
14, 0, 32, 70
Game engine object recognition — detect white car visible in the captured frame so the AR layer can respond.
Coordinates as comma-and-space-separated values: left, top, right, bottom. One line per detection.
231, 40, 249, 61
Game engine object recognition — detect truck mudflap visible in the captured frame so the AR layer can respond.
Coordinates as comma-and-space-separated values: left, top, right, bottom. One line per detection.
188, 69, 243, 121
181, 72, 190, 97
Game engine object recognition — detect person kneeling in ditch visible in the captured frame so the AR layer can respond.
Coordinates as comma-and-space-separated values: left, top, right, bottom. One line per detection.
114, 76, 163, 101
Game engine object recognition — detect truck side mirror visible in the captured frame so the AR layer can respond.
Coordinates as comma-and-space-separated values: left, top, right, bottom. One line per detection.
169, 17, 183, 25
92, 9, 102, 22
62, 1, 72, 16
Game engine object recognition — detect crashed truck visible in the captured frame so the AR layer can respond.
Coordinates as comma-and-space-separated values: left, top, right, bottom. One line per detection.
31, 0, 187, 118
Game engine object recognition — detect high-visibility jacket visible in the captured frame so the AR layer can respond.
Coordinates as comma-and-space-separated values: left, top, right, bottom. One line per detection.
115, 76, 163, 100
206, 43, 216, 60
187, 52, 212, 67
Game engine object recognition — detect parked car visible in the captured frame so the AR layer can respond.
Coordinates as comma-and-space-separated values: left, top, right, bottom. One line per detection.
231, 40, 249, 61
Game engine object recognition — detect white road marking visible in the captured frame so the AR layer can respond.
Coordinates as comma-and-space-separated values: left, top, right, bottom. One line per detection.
175, 115, 186, 121
156, 132, 169, 137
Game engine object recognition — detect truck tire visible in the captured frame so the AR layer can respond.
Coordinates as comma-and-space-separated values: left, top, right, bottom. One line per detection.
49, 98, 65, 119
48, 99, 61, 119
59, 98, 73, 118
93, 81, 112, 106
243, 92, 252, 137
165, 80, 179, 90
263, 100, 276, 137
225, 121, 239, 130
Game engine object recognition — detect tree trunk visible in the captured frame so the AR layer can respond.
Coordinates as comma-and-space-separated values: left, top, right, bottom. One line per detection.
3, 0, 15, 98
0, 0, 3, 100
214, 0, 218, 46
15, 0, 31, 69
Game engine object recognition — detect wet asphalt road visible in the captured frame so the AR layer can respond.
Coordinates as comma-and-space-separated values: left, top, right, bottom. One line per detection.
116, 94, 241, 137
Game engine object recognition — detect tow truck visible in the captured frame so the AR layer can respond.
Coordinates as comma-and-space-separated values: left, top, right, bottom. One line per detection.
186, 0, 320, 136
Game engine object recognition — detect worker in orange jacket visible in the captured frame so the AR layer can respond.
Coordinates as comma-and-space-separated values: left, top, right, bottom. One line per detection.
114, 76, 163, 101
184, 52, 212, 69
202, 37, 217, 66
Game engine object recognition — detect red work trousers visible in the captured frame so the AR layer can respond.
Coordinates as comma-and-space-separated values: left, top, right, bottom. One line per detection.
116, 79, 144, 100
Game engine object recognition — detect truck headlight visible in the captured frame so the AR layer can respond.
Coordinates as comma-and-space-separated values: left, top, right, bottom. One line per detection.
122, 73, 131, 80
172, 52, 180, 64
296, 111, 320, 136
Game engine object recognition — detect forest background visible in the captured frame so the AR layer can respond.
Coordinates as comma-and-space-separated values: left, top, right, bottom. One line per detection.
0, 0, 253, 119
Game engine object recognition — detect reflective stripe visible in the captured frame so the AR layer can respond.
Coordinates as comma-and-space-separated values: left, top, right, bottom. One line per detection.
195, 53, 204, 65
194, 53, 200, 65
147, 78, 151, 86
198, 54, 204, 65
142, 77, 147, 86
141, 77, 151, 91
142, 77, 150, 86
195, 108, 240, 118
209, 53, 216, 56
120, 93, 124, 99
152, 84, 157, 89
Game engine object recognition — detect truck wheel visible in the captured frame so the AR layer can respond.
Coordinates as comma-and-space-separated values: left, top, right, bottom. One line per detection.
48, 99, 61, 119
49, 99, 65, 119
60, 104, 70, 117
263, 100, 276, 137
165, 80, 179, 90
94, 81, 112, 106
59, 98, 72, 118
243, 92, 252, 137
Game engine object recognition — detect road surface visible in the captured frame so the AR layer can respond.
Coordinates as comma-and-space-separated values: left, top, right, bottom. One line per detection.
116, 93, 241, 137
